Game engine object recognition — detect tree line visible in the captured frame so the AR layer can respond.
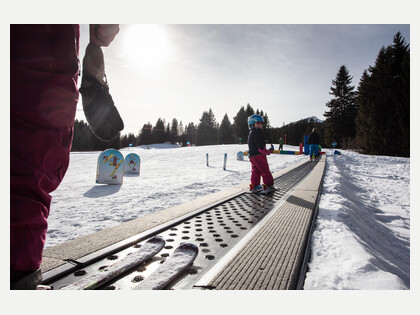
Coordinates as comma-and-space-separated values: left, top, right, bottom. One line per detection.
323, 32, 409, 157
269, 118, 325, 148
72, 32, 409, 157
71, 104, 271, 151
260, 32, 409, 156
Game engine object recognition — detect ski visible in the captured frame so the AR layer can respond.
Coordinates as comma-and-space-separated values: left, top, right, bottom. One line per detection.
248, 184, 263, 194
61, 236, 165, 290
247, 190, 262, 195
259, 185, 277, 195
134, 243, 198, 290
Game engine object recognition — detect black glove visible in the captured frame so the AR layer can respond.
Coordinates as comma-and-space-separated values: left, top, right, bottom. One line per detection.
79, 43, 124, 141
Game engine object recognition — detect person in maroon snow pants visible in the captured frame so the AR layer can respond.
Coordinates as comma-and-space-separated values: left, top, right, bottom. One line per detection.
10, 24, 120, 289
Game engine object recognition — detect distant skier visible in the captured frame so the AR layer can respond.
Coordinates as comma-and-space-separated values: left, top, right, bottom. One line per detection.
278, 137, 284, 151
308, 128, 320, 161
247, 114, 275, 194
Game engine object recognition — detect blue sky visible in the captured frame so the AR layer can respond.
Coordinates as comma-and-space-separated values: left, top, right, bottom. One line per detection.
76, 24, 410, 135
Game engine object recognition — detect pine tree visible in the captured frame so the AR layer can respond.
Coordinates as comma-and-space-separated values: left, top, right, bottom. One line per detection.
120, 134, 129, 148
218, 114, 235, 144
170, 118, 179, 144
152, 118, 166, 143
127, 133, 137, 146
196, 108, 219, 145
324, 65, 357, 148
245, 103, 255, 117
356, 32, 410, 156
390, 32, 410, 156
233, 105, 253, 144
165, 123, 171, 143
184, 122, 197, 145
72, 119, 92, 151
355, 70, 378, 152
399, 44, 410, 156
139, 122, 153, 145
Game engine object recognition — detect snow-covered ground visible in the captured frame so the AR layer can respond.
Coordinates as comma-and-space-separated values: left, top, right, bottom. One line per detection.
47, 143, 304, 247
47, 143, 410, 290
304, 150, 410, 289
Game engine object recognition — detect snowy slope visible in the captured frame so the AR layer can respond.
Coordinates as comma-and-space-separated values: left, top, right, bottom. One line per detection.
47, 143, 304, 247
47, 143, 410, 289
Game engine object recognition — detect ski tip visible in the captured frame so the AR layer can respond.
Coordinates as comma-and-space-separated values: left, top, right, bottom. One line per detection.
145, 236, 166, 247
147, 236, 166, 244
178, 243, 199, 254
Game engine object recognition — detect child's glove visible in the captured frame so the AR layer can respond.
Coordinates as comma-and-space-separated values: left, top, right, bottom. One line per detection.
258, 148, 271, 156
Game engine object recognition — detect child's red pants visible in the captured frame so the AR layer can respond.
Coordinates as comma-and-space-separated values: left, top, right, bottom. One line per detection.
249, 154, 274, 187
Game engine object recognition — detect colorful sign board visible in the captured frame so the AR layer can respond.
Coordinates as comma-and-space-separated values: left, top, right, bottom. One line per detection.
125, 153, 141, 175
96, 149, 125, 185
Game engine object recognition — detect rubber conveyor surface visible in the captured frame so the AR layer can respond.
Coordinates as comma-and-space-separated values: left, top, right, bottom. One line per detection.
43, 156, 324, 290
197, 155, 325, 290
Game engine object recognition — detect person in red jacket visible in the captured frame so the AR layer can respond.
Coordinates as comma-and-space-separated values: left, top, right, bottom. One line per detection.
10, 24, 122, 289
247, 114, 275, 194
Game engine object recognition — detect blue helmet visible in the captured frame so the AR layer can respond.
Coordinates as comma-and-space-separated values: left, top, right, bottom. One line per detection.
248, 114, 264, 129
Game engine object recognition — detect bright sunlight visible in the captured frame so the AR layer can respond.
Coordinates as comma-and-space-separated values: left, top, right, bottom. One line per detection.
122, 24, 171, 69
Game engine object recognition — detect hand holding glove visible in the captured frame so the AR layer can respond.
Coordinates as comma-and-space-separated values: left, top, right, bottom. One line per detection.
90, 24, 120, 47
79, 34, 124, 141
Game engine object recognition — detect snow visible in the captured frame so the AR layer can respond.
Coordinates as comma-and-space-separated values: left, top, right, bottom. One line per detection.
46, 143, 410, 290
46, 143, 303, 247
305, 116, 324, 123
304, 151, 410, 290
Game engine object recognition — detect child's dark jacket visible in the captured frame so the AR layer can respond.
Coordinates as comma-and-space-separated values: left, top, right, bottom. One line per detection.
247, 128, 266, 157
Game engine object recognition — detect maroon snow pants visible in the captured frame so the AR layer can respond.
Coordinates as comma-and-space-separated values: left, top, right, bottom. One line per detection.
249, 154, 274, 187
10, 25, 80, 272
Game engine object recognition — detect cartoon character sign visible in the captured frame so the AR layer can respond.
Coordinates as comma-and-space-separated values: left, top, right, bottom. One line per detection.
96, 149, 125, 184
237, 151, 244, 161
124, 153, 141, 175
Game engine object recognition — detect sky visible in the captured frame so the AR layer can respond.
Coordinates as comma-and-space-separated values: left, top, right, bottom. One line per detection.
76, 24, 410, 136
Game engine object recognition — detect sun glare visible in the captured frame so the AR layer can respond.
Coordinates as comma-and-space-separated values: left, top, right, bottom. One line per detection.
123, 24, 171, 69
